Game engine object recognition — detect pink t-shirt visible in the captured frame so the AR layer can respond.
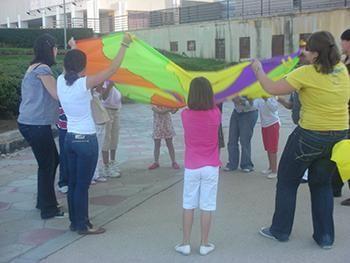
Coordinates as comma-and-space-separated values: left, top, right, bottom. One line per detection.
181, 107, 221, 169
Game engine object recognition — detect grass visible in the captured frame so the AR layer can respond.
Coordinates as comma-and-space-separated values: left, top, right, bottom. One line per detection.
0, 48, 233, 73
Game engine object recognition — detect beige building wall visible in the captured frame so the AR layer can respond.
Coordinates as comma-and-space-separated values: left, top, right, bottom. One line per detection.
131, 8, 350, 62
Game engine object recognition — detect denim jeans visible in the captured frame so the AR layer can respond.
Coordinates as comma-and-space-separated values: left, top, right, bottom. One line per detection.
18, 123, 59, 219
226, 110, 258, 170
270, 126, 348, 246
65, 132, 98, 231
58, 128, 68, 188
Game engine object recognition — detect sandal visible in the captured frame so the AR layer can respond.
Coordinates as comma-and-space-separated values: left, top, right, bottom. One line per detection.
148, 163, 159, 170
172, 162, 180, 169
78, 226, 106, 235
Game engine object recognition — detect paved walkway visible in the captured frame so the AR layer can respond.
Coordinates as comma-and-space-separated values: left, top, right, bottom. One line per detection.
0, 103, 349, 263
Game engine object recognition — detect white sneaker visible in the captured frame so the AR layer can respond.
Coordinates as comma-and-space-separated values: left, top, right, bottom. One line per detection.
199, 243, 215, 256
94, 176, 107, 182
261, 169, 272, 175
58, 186, 68, 194
109, 161, 121, 172
267, 172, 277, 179
109, 171, 121, 178
175, 244, 191, 255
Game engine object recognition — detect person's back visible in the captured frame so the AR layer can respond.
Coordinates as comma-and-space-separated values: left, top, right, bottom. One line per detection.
287, 63, 350, 131
182, 107, 221, 169
57, 75, 95, 134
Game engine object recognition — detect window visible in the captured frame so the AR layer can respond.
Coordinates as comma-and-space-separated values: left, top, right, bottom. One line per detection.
239, 37, 250, 59
293, 0, 301, 9
215, 38, 225, 60
272, 35, 284, 56
187, 40, 196, 51
170, 41, 178, 52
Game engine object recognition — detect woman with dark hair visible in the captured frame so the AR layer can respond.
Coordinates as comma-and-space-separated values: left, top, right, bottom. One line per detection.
17, 34, 63, 219
252, 31, 350, 249
57, 34, 132, 235
175, 77, 221, 256
332, 29, 350, 205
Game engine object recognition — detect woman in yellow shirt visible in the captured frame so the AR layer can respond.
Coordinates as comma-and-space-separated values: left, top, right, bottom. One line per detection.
252, 31, 350, 249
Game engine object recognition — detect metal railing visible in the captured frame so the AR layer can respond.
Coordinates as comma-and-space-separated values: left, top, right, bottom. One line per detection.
51, 0, 350, 33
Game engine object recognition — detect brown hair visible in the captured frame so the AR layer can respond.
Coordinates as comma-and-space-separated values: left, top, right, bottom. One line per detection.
187, 77, 214, 110
306, 31, 341, 74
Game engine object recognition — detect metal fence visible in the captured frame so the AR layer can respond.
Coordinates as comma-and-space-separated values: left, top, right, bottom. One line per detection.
53, 0, 350, 33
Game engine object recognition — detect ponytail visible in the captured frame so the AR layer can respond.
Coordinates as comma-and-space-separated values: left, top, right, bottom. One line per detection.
64, 71, 80, 86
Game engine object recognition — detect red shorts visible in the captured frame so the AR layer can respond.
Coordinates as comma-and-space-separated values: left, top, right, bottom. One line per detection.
262, 122, 280, 153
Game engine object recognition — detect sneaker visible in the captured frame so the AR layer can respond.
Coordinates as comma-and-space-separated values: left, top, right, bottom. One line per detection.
109, 171, 121, 178
58, 186, 68, 194
172, 162, 180, 169
259, 227, 278, 241
223, 166, 235, 172
199, 243, 215, 256
242, 168, 254, 173
109, 161, 121, 172
341, 198, 350, 206
90, 180, 97, 185
94, 176, 107, 182
261, 169, 272, 175
174, 244, 191, 255
148, 163, 160, 170
267, 173, 277, 179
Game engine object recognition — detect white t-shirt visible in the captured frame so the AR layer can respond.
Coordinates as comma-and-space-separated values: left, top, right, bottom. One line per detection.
57, 75, 96, 134
102, 82, 122, 109
254, 98, 280, 128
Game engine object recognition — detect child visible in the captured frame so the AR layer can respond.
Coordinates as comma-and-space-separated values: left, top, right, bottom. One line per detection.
148, 105, 179, 170
175, 77, 221, 256
91, 84, 108, 184
254, 97, 280, 179
56, 104, 69, 193
100, 80, 122, 178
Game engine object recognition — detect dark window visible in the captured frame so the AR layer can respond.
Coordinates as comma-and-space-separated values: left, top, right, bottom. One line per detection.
215, 38, 225, 60
239, 37, 250, 59
187, 40, 196, 51
293, 0, 301, 9
170, 41, 178, 52
272, 35, 284, 56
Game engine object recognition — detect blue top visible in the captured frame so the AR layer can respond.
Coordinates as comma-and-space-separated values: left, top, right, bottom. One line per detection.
17, 65, 58, 125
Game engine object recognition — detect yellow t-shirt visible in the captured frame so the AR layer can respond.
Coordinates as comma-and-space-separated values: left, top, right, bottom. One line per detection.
285, 63, 350, 131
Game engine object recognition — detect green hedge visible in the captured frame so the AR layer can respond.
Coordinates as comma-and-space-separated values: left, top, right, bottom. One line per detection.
0, 28, 94, 48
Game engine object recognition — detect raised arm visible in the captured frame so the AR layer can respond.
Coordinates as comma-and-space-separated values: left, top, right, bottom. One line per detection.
251, 60, 296, 95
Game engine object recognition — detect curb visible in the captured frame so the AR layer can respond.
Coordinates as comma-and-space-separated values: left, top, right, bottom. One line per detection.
0, 128, 58, 155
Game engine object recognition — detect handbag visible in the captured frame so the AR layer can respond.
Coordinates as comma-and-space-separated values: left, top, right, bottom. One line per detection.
90, 91, 110, 125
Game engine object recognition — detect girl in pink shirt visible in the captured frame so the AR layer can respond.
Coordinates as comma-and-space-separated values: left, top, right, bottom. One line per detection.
175, 77, 221, 256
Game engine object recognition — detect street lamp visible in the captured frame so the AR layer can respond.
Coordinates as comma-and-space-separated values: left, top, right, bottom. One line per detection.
63, 0, 67, 49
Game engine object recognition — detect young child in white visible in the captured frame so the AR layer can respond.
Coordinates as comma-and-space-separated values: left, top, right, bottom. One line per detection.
254, 97, 280, 179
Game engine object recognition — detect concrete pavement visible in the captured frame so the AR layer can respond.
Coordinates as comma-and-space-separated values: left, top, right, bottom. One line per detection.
0, 103, 349, 263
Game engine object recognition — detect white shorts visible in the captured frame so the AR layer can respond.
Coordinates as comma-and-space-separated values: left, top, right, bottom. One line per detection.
183, 166, 219, 211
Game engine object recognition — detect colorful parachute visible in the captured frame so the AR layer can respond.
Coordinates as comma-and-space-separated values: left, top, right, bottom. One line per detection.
77, 33, 300, 108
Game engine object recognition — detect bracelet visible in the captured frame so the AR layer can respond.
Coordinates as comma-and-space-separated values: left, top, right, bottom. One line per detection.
121, 42, 129, 48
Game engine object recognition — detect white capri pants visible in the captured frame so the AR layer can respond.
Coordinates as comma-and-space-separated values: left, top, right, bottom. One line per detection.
183, 166, 219, 211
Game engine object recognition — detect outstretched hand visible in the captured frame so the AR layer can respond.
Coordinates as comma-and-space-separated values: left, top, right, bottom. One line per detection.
122, 33, 133, 46
68, 37, 77, 49
251, 59, 263, 75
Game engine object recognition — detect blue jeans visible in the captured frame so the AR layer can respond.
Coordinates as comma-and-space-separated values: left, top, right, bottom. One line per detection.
65, 133, 98, 231
18, 123, 59, 219
270, 126, 348, 246
226, 110, 258, 170
58, 128, 68, 188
